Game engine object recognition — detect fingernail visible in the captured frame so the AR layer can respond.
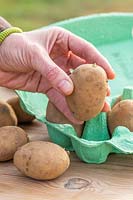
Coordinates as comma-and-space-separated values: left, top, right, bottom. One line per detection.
110, 69, 116, 79
58, 80, 73, 95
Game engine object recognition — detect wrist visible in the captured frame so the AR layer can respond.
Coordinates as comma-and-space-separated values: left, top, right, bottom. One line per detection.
0, 17, 22, 45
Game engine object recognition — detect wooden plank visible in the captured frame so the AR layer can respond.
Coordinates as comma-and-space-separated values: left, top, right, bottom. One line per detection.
0, 87, 133, 200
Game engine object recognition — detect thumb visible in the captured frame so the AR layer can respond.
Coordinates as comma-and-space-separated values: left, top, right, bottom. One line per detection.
29, 44, 73, 95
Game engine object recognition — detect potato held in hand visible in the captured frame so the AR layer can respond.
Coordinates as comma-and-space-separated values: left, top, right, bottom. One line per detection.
0, 101, 17, 127
108, 100, 133, 135
14, 141, 70, 180
66, 64, 108, 121
7, 96, 35, 123
46, 101, 84, 137
0, 126, 28, 161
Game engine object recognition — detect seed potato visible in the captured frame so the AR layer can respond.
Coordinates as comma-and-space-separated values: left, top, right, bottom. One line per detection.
14, 141, 70, 180
46, 101, 84, 137
0, 101, 17, 127
7, 96, 35, 123
112, 96, 122, 108
66, 64, 108, 121
0, 126, 29, 161
108, 100, 133, 135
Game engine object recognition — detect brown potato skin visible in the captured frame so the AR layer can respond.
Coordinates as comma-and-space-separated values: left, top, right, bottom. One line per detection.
46, 101, 84, 137
0, 126, 29, 161
14, 141, 70, 180
112, 96, 122, 108
0, 101, 17, 127
7, 96, 35, 123
66, 64, 108, 121
108, 100, 133, 134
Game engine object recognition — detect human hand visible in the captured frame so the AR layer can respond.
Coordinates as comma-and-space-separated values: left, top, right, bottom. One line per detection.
0, 22, 115, 124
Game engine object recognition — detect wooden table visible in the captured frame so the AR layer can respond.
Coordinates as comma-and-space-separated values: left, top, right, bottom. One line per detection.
0, 87, 133, 200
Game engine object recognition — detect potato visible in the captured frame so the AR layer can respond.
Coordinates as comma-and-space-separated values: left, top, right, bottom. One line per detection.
7, 96, 35, 123
0, 101, 17, 127
46, 101, 84, 137
108, 100, 133, 134
112, 96, 122, 108
66, 64, 108, 121
0, 126, 29, 161
14, 141, 70, 180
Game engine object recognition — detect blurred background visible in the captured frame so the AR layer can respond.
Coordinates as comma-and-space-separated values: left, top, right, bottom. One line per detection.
1, 0, 133, 31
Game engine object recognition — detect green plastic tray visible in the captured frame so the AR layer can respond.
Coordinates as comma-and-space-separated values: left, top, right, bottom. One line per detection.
16, 13, 133, 163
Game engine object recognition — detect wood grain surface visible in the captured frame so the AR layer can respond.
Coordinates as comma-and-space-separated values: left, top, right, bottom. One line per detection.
0, 87, 133, 200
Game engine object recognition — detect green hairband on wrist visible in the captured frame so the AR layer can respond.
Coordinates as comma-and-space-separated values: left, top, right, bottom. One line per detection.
0, 27, 23, 44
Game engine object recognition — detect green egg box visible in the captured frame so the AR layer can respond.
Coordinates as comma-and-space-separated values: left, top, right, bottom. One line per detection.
16, 13, 133, 163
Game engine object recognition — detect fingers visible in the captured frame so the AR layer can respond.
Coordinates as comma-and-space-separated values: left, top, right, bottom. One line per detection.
29, 44, 73, 95
67, 33, 115, 79
67, 52, 86, 69
107, 86, 111, 96
46, 88, 84, 125
102, 101, 111, 112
